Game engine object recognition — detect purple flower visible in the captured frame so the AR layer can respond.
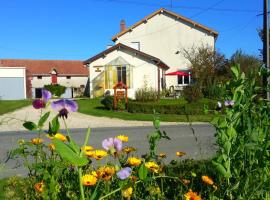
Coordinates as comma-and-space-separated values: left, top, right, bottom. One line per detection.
102, 137, 122, 152
51, 99, 78, 118
116, 167, 132, 180
42, 89, 52, 103
32, 89, 52, 109
224, 100, 234, 108
32, 99, 46, 109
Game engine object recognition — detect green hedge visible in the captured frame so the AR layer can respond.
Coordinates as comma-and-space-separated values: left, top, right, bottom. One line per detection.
128, 99, 217, 115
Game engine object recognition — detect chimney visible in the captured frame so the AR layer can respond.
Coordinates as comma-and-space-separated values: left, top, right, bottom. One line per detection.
120, 19, 126, 32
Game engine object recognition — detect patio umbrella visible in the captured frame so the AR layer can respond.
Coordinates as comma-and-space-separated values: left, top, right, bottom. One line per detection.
165, 71, 189, 76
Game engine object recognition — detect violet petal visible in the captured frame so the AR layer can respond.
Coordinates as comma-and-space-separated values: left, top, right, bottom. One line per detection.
116, 167, 132, 180
102, 138, 114, 151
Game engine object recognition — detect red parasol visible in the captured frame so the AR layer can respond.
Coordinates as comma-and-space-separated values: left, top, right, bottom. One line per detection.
165, 71, 189, 76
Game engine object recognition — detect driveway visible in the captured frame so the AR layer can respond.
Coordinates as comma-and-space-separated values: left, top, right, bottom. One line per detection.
0, 105, 207, 132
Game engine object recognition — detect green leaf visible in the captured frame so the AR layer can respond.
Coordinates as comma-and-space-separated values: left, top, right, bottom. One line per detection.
23, 121, 37, 131
38, 112, 50, 128
231, 65, 240, 78
52, 116, 60, 133
138, 164, 148, 180
212, 160, 231, 178
53, 139, 88, 167
153, 119, 160, 129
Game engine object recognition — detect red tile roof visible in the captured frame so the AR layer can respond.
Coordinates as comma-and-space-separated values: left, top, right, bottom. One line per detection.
0, 59, 88, 76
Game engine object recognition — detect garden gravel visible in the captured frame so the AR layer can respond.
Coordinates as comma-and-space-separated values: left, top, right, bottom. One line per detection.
0, 105, 193, 132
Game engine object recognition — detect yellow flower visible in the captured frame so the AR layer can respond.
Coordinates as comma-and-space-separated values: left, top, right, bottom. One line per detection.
184, 189, 201, 200
158, 153, 166, 158
116, 135, 128, 142
202, 175, 214, 185
176, 151, 186, 157
31, 138, 43, 145
84, 150, 95, 158
54, 133, 67, 142
48, 143, 55, 151
123, 146, 136, 154
82, 174, 97, 186
213, 184, 218, 190
97, 166, 115, 181
34, 181, 45, 193
181, 179, 191, 185
81, 145, 94, 153
128, 157, 142, 166
122, 187, 133, 199
47, 133, 67, 142
145, 161, 159, 173
92, 150, 108, 160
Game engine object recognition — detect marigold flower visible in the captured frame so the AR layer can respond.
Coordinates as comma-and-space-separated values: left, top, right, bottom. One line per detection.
122, 187, 133, 199
116, 135, 129, 142
128, 157, 142, 166
97, 166, 115, 181
145, 161, 159, 173
84, 150, 95, 158
34, 181, 45, 193
123, 146, 136, 154
202, 175, 214, 185
176, 151, 186, 157
92, 150, 108, 160
82, 174, 97, 186
31, 138, 43, 145
81, 145, 94, 152
184, 189, 201, 200
48, 143, 55, 151
158, 153, 166, 158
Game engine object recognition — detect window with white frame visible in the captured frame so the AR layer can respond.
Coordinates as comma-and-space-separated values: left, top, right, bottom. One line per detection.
177, 72, 191, 85
130, 42, 140, 50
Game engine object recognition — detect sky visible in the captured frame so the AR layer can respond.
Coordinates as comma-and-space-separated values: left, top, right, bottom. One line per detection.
0, 0, 263, 60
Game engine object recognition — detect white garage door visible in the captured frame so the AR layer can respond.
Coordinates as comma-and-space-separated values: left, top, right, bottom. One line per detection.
0, 67, 26, 100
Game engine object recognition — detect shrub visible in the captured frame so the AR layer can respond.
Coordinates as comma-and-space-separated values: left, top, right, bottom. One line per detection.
44, 84, 66, 97
135, 87, 159, 102
128, 99, 216, 115
100, 95, 114, 110
202, 83, 225, 99
182, 84, 203, 103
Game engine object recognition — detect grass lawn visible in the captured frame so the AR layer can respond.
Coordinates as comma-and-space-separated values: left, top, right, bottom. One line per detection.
0, 100, 31, 115
77, 98, 214, 122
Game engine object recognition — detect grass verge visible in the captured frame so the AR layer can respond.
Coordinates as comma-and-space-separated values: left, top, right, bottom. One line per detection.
0, 100, 31, 115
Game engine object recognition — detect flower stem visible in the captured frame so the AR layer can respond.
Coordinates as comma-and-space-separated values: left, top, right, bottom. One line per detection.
78, 167, 85, 200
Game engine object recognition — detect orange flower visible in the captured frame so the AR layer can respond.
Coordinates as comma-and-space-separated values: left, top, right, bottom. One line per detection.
48, 143, 55, 151
92, 150, 108, 160
158, 153, 166, 158
202, 175, 214, 185
145, 161, 159, 173
97, 166, 115, 181
184, 189, 201, 200
176, 151, 186, 157
34, 181, 45, 193
31, 138, 43, 145
123, 146, 136, 154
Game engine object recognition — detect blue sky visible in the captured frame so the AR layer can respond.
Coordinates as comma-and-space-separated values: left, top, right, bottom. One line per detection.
0, 0, 263, 60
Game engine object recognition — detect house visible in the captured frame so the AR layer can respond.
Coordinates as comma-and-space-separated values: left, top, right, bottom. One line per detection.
84, 8, 218, 98
0, 59, 89, 99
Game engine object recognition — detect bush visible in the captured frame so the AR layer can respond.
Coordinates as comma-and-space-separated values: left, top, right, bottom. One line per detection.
100, 96, 114, 110
202, 83, 225, 99
128, 99, 216, 115
182, 84, 203, 103
44, 84, 66, 97
135, 87, 159, 102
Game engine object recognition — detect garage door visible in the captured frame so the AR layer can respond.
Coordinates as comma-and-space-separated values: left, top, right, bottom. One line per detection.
0, 67, 26, 100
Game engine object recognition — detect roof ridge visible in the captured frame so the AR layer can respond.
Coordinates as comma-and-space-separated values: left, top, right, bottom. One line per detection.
111, 7, 218, 41
0, 58, 83, 62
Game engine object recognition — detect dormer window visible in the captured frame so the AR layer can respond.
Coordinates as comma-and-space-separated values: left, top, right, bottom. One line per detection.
50, 69, 58, 84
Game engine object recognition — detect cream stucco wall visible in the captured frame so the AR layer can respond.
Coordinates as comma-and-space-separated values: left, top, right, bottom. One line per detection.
31, 76, 88, 88
88, 49, 161, 99
115, 12, 216, 87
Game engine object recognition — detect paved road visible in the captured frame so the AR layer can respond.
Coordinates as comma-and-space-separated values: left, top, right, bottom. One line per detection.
0, 124, 216, 178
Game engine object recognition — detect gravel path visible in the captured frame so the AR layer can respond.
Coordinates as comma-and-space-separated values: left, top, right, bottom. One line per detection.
0, 105, 190, 132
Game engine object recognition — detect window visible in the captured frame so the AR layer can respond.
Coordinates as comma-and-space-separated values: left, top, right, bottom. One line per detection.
117, 66, 126, 85
66, 76, 71, 79
177, 73, 191, 85
177, 75, 183, 85
130, 42, 140, 50
37, 76, 42, 79
184, 75, 189, 84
